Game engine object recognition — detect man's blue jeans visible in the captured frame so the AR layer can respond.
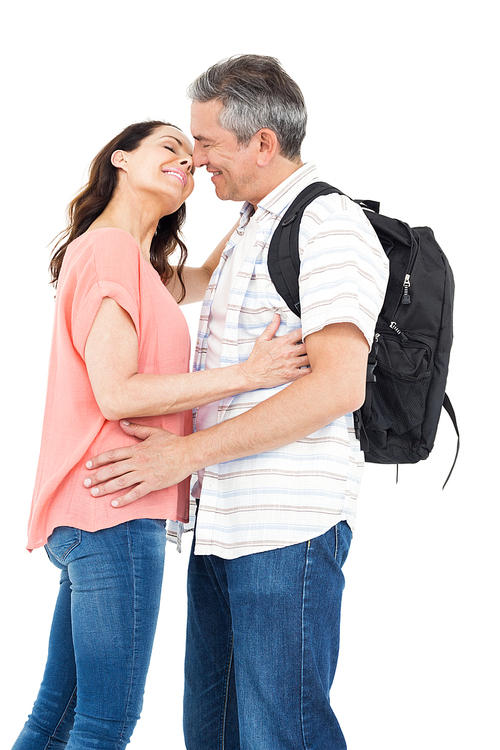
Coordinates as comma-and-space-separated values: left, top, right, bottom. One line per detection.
12, 519, 166, 750
183, 521, 352, 750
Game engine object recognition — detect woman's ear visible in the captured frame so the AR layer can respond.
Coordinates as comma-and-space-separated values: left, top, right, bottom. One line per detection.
111, 149, 128, 170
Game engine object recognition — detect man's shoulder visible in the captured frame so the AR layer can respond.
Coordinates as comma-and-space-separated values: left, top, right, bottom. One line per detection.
271, 167, 371, 230
297, 191, 387, 272
301, 191, 375, 236
260, 162, 322, 217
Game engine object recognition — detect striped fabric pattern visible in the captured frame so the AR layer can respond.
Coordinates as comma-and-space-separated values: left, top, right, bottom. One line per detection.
192, 163, 389, 559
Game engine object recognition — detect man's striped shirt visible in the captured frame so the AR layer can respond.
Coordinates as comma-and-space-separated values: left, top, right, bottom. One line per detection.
192, 163, 389, 559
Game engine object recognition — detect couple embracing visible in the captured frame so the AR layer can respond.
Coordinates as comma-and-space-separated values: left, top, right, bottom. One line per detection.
14, 54, 388, 750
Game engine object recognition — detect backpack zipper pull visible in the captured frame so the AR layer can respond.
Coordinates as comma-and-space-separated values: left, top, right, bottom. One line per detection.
402, 274, 411, 304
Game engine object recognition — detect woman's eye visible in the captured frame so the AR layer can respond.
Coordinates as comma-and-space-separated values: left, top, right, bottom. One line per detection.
164, 145, 175, 153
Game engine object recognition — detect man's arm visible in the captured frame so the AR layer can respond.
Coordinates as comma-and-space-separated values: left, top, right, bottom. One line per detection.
84, 322, 369, 507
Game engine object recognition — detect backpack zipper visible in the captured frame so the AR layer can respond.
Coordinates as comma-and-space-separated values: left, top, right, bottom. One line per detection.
402, 274, 411, 305
391, 228, 419, 320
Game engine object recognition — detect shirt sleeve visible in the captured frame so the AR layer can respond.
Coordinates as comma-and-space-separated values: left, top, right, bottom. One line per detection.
69, 230, 143, 358
298, 194, 389, 346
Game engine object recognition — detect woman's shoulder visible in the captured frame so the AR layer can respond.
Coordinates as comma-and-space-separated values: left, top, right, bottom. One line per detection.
58, 229, 142, 294
66, 228, 141, 269
70, 227, 139, 254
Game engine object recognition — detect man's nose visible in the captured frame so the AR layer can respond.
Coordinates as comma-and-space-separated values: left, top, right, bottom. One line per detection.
192, 141, 207, 168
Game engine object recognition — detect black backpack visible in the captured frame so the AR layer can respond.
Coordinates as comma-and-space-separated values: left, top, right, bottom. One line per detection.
268, 181, 459, 487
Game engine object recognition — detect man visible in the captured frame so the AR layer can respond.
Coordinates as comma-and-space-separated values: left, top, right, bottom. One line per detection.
86, 55, 389, 749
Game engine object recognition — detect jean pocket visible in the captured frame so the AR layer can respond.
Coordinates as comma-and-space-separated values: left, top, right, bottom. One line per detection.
46, 526, 82, 564
333, 521, 352, 568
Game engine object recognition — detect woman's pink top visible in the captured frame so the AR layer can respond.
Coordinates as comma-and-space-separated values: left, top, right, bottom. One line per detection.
27, 228, 192, 551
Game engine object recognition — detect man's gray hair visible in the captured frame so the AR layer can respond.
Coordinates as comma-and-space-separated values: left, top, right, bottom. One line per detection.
187, 55, 307, 162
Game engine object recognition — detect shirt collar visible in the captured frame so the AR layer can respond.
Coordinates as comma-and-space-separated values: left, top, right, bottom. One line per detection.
237, 201, 256, 231
237, 162, 322, 231
242, 162, 322, 225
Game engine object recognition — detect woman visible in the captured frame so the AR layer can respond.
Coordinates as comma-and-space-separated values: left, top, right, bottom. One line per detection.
13, 120, 309, 750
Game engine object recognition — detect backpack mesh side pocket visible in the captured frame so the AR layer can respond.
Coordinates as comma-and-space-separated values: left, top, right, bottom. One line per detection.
363, 334, 432, 436
368, 366, 432, 434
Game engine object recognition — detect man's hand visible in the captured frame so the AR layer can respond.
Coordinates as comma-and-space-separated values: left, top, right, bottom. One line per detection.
84, 422, 193, 507
85, 323, 368, 510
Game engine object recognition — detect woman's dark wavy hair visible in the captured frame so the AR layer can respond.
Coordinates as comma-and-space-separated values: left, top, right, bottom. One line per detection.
49, 120, 188, 301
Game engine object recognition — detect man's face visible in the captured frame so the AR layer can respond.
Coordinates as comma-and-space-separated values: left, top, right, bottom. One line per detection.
190, 99, 259, 203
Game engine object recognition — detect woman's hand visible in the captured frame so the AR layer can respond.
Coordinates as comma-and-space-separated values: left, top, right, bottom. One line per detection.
239, 313, 310, 390
85, 301, 309, 421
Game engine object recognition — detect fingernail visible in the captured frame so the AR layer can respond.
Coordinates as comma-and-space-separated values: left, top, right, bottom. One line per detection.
86, 460, 92, 469
111, 500, 119, 507
91, 487, 99, 496
122, 420, 130, 425
83, 478, 91, 487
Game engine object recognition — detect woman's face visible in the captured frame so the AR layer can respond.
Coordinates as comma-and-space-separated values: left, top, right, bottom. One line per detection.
119, 125, 195, 214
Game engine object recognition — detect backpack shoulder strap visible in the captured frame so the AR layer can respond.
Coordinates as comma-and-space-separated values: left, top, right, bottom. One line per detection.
268, 182, 342, 316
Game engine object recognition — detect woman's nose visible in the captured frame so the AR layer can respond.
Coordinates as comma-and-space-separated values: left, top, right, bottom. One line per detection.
180, 154, 194, 172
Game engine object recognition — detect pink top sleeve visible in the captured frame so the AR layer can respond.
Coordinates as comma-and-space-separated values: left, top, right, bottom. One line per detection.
70, 231, 142, 357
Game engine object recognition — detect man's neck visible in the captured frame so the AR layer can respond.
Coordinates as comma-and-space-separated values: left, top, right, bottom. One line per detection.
251, 158, 303, 209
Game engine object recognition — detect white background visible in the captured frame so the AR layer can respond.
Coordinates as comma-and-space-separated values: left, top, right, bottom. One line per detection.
2, 1, 498, 748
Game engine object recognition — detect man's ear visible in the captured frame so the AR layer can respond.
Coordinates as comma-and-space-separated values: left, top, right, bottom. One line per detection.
111, 149, 128, 171
254, 129, 279, 167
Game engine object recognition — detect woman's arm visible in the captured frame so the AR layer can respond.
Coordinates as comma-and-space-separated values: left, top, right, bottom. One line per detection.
166, 220, 239, 305
84, 297, 309, 421
84, 322, 369, 505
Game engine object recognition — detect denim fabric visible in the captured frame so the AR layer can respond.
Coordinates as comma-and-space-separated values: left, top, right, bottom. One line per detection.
183, 521, 352, 750
12, 519, 166, 750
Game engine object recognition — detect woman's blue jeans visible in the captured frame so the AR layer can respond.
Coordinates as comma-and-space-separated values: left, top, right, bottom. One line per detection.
183, 521, 352, 750
12, 519, 166, 750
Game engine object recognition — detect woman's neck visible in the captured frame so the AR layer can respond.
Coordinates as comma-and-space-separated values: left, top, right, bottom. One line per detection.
88, 197, 160, 261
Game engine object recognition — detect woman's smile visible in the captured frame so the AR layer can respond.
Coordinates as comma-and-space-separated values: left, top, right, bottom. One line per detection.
162, 167, 188, 187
